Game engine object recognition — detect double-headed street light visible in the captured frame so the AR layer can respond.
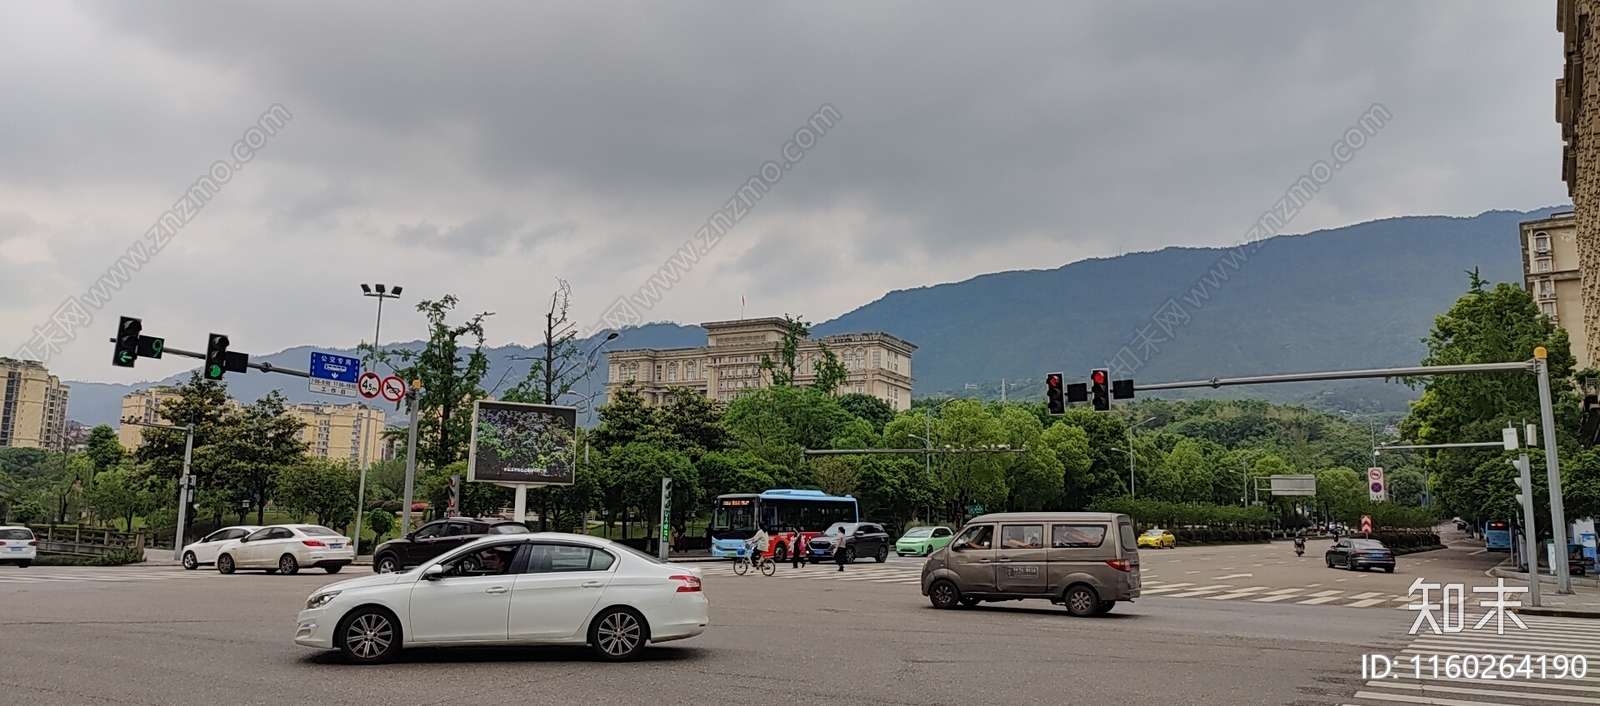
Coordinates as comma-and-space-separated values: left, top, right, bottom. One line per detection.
354, 284, 402, 558
122, 418, 194, 561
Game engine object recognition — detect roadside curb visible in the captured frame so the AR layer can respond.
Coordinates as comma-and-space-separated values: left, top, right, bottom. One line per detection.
1514, 606, 1600, 619
1489, 565, 1600, 588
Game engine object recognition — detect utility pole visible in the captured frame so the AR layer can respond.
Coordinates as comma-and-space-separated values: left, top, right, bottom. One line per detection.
355, 284, 401, 555
1534, 346, 1573, 594
1515, 454, 1541, 607
400, 380, 421, 535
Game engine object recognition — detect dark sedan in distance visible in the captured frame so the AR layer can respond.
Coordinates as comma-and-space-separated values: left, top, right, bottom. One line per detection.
807, 522, 891, 563
370, 518, 530, 573
1325, 537, 1395, 573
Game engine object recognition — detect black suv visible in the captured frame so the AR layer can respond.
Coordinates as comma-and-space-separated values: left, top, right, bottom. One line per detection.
371, 518, 530, 573
806, 522, 892, 563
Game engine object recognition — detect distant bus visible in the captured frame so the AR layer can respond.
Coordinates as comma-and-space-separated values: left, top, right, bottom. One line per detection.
708, 489, 859, 560
1484, 520, 1512, 552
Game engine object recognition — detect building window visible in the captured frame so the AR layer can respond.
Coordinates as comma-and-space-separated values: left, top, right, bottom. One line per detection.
686, 361, 697, 379
1542, 302, 1557, 317
667, 362, 677, 382
1535, 233, 1550, 252
655, 364, 663, 382
1540, 279, 1555, 296
1539, 258, 1552, 273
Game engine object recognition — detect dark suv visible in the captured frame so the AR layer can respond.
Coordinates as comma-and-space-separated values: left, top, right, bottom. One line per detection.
371, 518, 530, 573
807, 522, 892, 563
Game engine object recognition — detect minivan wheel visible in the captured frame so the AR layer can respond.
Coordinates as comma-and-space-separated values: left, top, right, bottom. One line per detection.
875, 545, 889, 563
182, 552, 198, 571
1098, 600, 1117, 614
1064, 585, 1100, 617
928, 579, 962, 609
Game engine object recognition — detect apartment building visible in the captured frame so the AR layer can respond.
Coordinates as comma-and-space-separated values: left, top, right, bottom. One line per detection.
0, 358, 71, 451
1522, 212, 1591, 370
1557, 1, 1600, 367
288, 403, 388, 470
603, 317, 916, 410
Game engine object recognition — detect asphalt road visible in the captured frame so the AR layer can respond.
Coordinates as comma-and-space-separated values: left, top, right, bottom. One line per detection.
0, 538, 1587, 706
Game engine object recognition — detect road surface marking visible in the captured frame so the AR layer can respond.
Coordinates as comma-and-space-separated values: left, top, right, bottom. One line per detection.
1214, 573, 1254, 580
1165, 584, 1234, 598
1206, 586, 1270, 600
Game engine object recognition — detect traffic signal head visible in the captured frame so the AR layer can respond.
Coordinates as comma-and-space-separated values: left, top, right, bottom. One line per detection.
1090, 368, 1110, 411
1046, 372, 1065, 415
204, 334, 230, 380
113, 316, 141, 368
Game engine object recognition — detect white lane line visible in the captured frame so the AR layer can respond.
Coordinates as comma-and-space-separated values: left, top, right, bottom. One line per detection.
1213, 573, 1254, 580
1165, 584, 1234, 598
1206, 587, 1271, 600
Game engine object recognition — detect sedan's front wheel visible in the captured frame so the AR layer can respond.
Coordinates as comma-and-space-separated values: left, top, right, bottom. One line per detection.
338, 607, 400, 664
217, 554, 236, 574
589, 608, 648, 661
182, 552, 198, 571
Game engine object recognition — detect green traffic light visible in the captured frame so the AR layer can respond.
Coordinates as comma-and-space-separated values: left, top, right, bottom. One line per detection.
208, 364, 223, 378
118, 351, 133, 363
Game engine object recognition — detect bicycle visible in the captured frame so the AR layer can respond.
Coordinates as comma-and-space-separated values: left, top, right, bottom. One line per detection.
732, 546, 776, 576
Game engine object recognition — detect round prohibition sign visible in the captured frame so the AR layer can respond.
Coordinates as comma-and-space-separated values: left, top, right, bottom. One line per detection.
380, 376, 407, 403
357, 371, 382, 400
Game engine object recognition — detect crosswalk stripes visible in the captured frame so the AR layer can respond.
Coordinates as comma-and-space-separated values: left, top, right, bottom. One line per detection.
1340, 615, 1600, 706
688, 561, 925, 585
0, 568, 212, 586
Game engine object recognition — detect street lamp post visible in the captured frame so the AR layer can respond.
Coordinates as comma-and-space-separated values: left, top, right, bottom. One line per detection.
122, 418, 193, 561
354, 283, 402, 557
581, 332, 621, 412
1126, 417, 1155, 499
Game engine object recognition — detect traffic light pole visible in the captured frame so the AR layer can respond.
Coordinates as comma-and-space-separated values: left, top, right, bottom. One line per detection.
1129, 356, 1577, 594
122, 418, 193, 561
149, 346, 313, 378
1517, 454, 1541, 607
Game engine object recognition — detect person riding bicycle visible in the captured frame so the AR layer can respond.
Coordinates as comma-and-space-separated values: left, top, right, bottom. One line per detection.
746, 526, 771, 569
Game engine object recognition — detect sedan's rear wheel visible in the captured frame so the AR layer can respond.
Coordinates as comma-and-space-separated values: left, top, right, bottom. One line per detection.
217, 554, 236, 574
182, 552, 198, 571
589, 608, 647, 661
338, 607, 400, 664
279, 554, 300, 575
1064, 585, 1099, 617
928, 579, 961, 609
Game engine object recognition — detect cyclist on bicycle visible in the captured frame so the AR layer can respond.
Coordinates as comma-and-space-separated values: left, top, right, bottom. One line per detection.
746, 526, 770, 570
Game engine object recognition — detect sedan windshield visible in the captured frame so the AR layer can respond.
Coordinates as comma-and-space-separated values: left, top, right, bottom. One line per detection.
1142, 529, 1165, 537
490, 524, 530, 534
823, 522, 857, 536
902, 527, 934, 538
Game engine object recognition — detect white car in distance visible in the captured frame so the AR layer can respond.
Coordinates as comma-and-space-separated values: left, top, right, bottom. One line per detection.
180, 525, 262, 570
217, 524, 354, 575
0, 526, 37, 567
295, 533, 708, 663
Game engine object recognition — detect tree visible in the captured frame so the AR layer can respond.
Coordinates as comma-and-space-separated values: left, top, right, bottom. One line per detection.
655, 389, 729, 455
811, 344, 849, 394
382, 295, 492, 471
274, 458, 358, 529
212, 391, 306, 524
84, 463, 152, 532
759, 315, 811, 387
503, 280, 605, 409
809, 456, 859, 497
365, 507, 395, 543
589, 385, 667, 452
997, 406, 1061, 511
84, 425, 124, 476
838, 393, 896, 433
1038, 421, 1094, 509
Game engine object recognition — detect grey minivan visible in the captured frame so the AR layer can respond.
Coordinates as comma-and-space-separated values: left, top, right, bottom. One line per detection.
920, 512, 1141, 616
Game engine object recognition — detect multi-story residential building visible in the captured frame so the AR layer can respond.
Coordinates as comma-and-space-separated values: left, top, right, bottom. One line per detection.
1522, 212, 1592, 370
287, 403, 388, 470
117, 386, 241, 448
603, 317, 916, 410
1558, 1, 1600, 367
0, 358, 71, 450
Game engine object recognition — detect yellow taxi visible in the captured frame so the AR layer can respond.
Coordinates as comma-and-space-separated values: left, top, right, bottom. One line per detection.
1137, 528, 1176, 549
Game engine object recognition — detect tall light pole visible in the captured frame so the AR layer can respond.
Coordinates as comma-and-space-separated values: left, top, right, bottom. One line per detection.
581, 332, 621, 412
122, 418, 193, 561
1126, 417, 1155, 499
354, 283, 401, 557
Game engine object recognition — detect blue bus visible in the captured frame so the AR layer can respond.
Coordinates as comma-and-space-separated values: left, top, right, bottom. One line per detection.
708, 489, 859, 560
1484, 520, 1512, 552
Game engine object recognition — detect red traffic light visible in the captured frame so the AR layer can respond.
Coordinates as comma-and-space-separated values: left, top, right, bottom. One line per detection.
1091, 370, 1106, 385
1047, 374, 1061, 387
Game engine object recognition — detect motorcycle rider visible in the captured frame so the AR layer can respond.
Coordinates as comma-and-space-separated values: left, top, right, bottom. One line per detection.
1292, 534, 1306, 556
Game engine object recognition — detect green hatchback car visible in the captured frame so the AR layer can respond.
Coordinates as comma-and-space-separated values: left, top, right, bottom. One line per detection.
896, 526, 955, 556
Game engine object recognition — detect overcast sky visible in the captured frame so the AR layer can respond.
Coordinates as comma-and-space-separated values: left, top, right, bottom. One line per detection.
0, 1, 1570, 384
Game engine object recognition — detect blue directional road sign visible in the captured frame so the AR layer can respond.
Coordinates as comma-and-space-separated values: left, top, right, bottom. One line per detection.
308, 352, 361, 398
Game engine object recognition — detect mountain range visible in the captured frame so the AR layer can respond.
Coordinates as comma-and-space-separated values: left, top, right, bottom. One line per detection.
64, 207, 1561, 427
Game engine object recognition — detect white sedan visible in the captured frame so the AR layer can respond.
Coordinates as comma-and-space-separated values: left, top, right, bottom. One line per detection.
0, 526, 37, 567
294, 533, 708, 663
180, 525, 261, 570
217, 524, 354, 575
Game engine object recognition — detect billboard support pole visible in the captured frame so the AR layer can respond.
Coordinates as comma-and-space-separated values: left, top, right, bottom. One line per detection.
401, 382, 421, 535
513, 485, 528, 524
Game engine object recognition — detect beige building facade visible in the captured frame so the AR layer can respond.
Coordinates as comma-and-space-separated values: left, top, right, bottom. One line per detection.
288, 403, 388, 470
118, 388, 385, 468
1559, 1, 1600, 367
0, 358, 71, 451
603, 317, 916, 410
1522, 213, 1592, 370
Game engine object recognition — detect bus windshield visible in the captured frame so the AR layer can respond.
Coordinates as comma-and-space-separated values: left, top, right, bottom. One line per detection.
713, 501, 756, 531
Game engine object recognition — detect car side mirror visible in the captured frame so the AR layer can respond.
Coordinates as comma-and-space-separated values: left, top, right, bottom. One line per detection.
238, 536, 250, 543
421, 565, 445, 581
